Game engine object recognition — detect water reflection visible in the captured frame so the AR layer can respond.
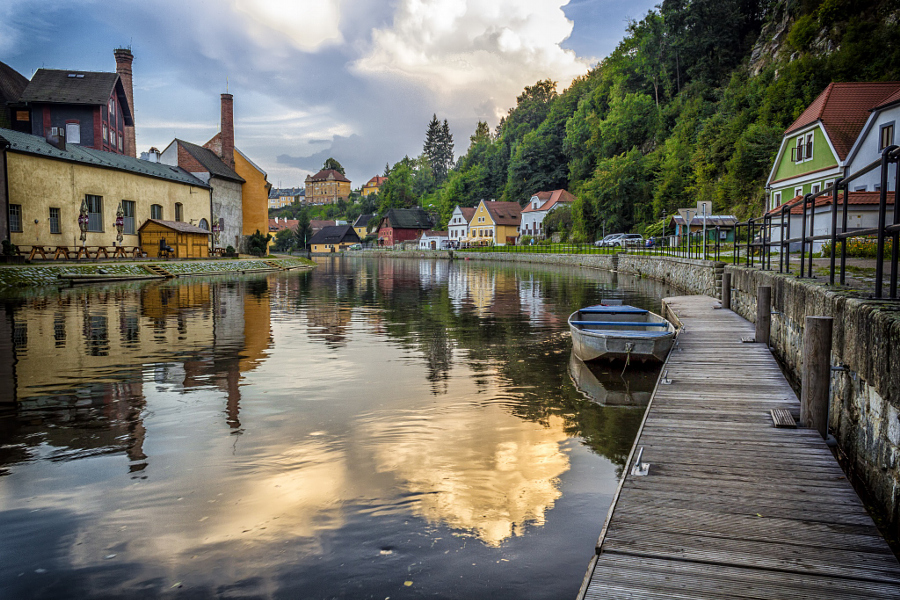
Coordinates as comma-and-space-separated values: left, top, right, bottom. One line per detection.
0, 258, 678, 599
569, 352, 659, 406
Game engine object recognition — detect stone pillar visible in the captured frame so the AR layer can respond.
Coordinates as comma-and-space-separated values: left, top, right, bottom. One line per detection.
721, 272, 731, 309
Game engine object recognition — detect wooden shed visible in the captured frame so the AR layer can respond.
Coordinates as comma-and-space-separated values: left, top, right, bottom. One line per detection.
139, 219, 211, 258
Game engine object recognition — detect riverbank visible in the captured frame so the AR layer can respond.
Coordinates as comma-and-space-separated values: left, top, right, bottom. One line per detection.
0, 256, 315, 289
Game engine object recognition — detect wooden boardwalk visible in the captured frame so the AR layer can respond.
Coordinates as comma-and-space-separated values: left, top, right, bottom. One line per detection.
578, 295, 900, 599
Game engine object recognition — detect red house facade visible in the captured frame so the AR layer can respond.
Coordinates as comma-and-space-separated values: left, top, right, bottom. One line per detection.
377, 207, 434, 247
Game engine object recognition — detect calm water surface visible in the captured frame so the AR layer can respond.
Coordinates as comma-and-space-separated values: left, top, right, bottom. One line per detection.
0, 257, 678, 599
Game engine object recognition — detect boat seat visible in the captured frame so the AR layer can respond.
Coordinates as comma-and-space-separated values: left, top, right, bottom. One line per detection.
575, 329, 672, 338
571, 321, 669, 327
580, 306, 648, 314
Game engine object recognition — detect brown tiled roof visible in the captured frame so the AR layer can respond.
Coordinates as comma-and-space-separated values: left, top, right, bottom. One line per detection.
269, 218, 299, 232
421, 230, 448, 237
307, 168, 351, 183
521, 189, 575, 213
767, 191, 892, 216
785, 82, 900, 160
365, 175, 387, 187
20, 69, 133, 124
140, 219, 211, 234
310, 220, 336, 231
0, 61, 27, 106
459, 207, 476, 222
483, 201, 522, 226
176, 139, 244, 183
874, 88, 900, 110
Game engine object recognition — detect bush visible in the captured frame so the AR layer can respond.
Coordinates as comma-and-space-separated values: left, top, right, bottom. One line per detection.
225, 245, 236, 254
519, 235, 534, 246
246, 230, 272, 256
1, 240, 17, 256
820, 237, 892, 258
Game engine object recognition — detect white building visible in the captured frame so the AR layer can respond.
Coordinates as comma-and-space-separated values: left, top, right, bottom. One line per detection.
520, 189, 575, 239
844, 90, 899, 192
448, 206, 475, 243
418, 230, 450, 250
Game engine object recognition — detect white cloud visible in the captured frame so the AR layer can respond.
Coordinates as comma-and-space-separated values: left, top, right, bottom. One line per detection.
354, 0, 590, 118
232, 0, 344, 52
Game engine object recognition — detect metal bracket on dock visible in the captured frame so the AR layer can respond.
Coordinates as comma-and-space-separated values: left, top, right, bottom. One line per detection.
831, 364, 849, 373
631, 447, 650, 476
660, 370, 672, 385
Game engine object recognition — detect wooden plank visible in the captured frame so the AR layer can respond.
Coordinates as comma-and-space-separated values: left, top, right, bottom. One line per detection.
579, 295, 900, 600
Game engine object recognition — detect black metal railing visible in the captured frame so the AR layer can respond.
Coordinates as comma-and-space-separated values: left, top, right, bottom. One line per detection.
734, 145, 899, 299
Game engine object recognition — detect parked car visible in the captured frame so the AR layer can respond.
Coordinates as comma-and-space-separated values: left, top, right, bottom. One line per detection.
621, 234, 645, 247
595, 233, 644, 247
595, 234, 625, 247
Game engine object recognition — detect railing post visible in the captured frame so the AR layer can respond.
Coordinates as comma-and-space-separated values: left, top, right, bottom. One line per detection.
829, 178, 843, 285
799, 193, 810, 278
875, 145, 897, 298
756, 285, 771, 346
721, 272, 731, 309
840, 184, 849, 285
801, 316, 833, 439
891, 149, 900, 299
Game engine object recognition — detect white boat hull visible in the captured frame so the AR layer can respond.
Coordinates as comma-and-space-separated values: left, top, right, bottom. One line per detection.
568, 305, 676, 363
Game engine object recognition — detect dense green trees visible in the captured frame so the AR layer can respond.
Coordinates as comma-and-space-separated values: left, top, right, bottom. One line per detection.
284, 0, 899, 239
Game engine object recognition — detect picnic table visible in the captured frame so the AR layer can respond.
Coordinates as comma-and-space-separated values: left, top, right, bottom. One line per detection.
21, 245, 147, 260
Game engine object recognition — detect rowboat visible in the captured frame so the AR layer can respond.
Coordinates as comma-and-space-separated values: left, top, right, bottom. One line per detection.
568, 303, 676, 363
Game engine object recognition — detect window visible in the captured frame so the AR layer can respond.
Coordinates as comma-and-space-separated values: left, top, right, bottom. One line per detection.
102, 123, 108, 142
110, 130, 116, 146
794, 187, 803, 198
805, 132, 813, 161
175, 202, 183, 222
150, 204, 163, 219
773, 191, 782, 209
122, 200, 135, 234
49, 207, 60, 234
880, 122, 895, 151
118, 134, 123, 152
199, 218, 209, 230
792, 136, 804, 162
811, 182, 821, 194
9, 204, 22, 232
855, 186, 867, 192
109, 98, 115, 117
65, 122, 81, 145
85, 195, 103, 231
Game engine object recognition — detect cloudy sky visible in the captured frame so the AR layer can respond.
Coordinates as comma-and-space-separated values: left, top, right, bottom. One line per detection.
1, 0, 657, 189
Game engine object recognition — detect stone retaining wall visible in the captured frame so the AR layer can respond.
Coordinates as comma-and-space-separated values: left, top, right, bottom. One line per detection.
0, 257, 313, 289
727, 265, 900, 538
619, 254, 724, 298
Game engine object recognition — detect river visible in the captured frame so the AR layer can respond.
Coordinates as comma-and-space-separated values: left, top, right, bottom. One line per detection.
0, 256, 679, 599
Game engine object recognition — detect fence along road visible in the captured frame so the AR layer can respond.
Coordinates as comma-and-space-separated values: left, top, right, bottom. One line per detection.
577, 295, 900, 600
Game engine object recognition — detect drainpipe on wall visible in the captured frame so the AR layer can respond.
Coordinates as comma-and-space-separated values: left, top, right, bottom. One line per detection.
209, 187, 214, 253
1, 140, 10, 242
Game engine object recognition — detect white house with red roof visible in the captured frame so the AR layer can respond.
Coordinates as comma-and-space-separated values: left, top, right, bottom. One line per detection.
844, 87, 899, 192
418, 230, 450, 250
448, 205, 476, 243
520, 189, 575, 239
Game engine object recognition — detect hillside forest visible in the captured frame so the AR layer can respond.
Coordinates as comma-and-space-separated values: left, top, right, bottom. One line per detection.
283, 0, 900, 242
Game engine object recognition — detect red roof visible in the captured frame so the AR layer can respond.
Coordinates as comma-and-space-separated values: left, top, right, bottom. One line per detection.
483, 201, 522, 226
785, 82, 900, 160
365, 175, 387, 187
874, 88, 900, 110
421, 230, 449, 237
307, 168, 351, 183
269, 218, 299, 232
458, 207, 476, 223
521, 189, 575, 213
767, 191, 892, 216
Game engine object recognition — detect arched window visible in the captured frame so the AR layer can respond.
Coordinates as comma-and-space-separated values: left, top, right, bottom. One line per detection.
150, 204, 162, 219
199, 218, 209, 231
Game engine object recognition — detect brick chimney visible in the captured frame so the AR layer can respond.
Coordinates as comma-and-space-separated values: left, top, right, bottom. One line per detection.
220, 93, 235, 169
114, 48, 136, 157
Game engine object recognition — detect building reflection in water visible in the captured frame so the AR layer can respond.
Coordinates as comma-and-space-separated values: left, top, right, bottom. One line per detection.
0, 277, 273, 471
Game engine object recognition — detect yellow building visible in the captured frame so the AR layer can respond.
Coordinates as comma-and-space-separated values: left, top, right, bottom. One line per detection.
352, 213, 374, 239
361, 175, 386, 197
1, 127, 211, 250
466, 200, 522, 246
305, 169, 351, 205
234, 148, 270, 239
309, 225, 360, 253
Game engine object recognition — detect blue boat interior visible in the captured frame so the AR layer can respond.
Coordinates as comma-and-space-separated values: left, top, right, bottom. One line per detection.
571, 321, 669, 327
580, 305, 648, 315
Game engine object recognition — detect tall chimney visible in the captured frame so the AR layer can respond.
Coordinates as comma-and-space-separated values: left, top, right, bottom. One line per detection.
220, 93, 235, 169
114, 48, 136, 157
